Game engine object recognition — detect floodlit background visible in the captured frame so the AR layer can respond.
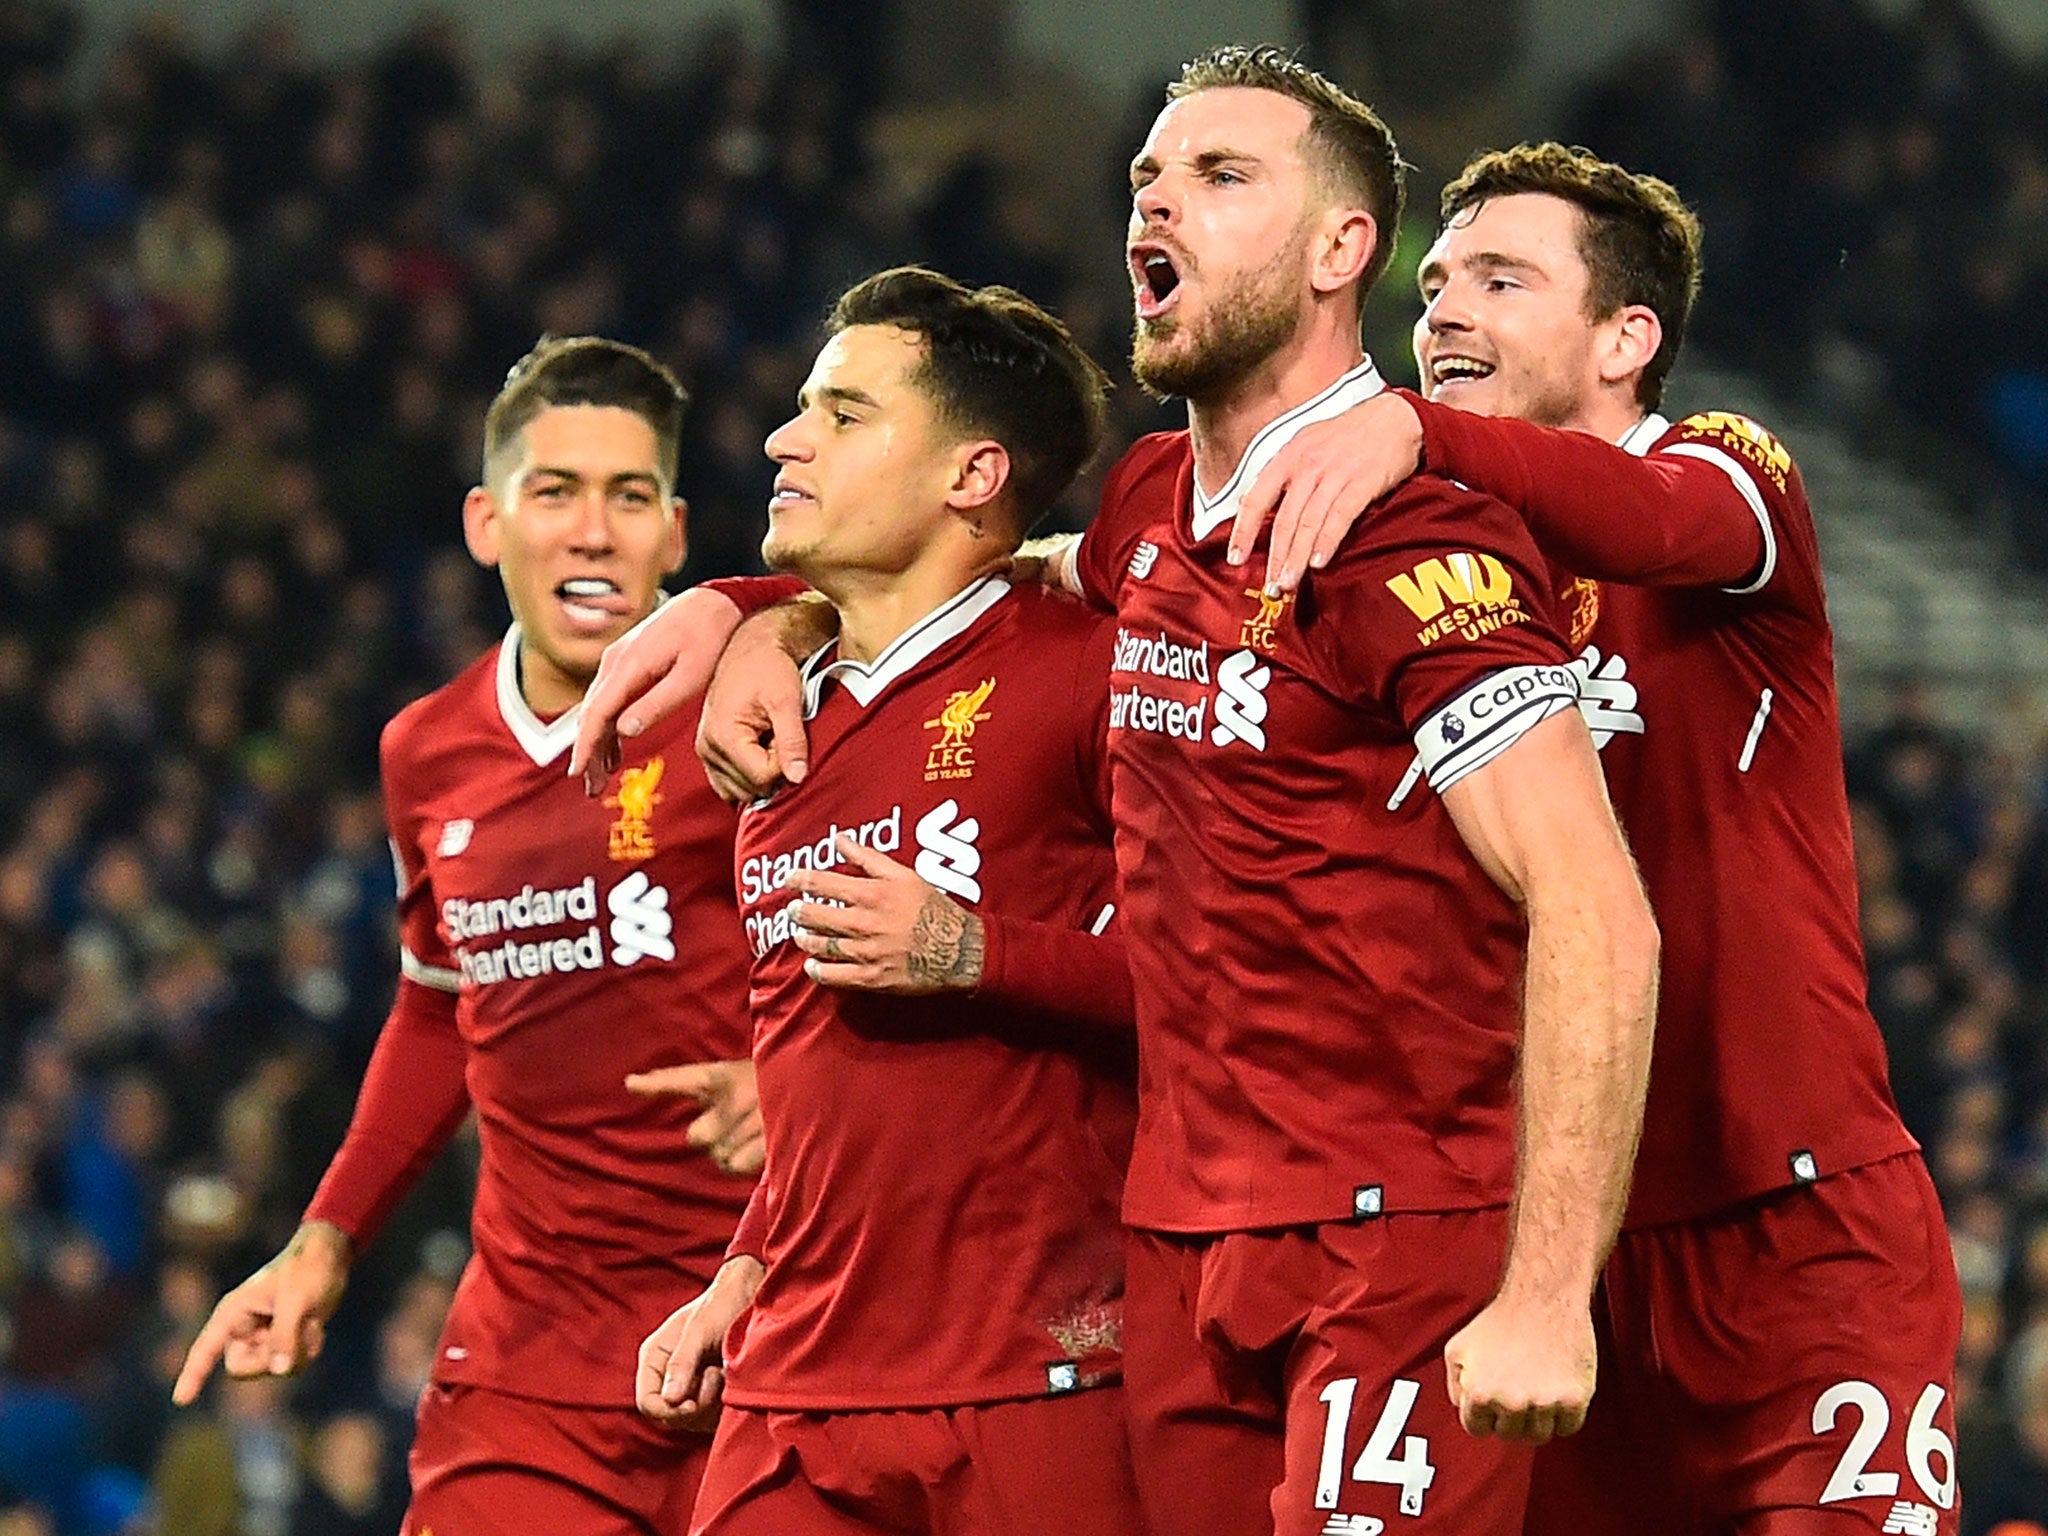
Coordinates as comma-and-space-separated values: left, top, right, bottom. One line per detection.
0, 1, 2044, 1530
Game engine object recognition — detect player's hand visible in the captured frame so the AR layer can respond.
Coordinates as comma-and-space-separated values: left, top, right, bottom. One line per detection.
625, 1058, 764, 1175
570, 588, 746, 797
636, 1255, 765, 1432
784, 835, 985, 994
172, 1220, 353, 1405
1009, 532, 1081, 593
1441, 1292, 1595, 1444
696, 611, 812, 804
1227, 390, 1425, 594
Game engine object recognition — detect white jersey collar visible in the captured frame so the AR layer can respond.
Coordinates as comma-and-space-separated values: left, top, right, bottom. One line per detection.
1189, 357, 1387, 542
495, 623, 584, 767
1617, 412, 1670, 457
801, 575, 1011, 718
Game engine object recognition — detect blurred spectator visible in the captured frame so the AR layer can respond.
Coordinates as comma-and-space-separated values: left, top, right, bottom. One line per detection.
151, 1375, 297, 1536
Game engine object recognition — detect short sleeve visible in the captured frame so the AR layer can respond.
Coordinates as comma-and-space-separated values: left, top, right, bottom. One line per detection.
1308, 480, 1579, 796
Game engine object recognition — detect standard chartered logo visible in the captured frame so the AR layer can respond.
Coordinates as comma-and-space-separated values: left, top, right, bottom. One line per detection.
447, 872, 675, 985
913, 799, 983, 903
608, 870, 675, 964
1210, 649, 1272, 751
1109, 631, 1274, 754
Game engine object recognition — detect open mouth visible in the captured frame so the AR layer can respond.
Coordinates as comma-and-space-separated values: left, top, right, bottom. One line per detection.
1130, 244, 1183, 320
556, 577, 627, 626
1428, 354, 1496, 393
769, 477, 815, 514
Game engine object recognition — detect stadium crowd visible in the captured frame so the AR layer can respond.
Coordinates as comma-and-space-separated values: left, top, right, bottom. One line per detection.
1571, 0, 2048, 560
0, 0, 2036, 1531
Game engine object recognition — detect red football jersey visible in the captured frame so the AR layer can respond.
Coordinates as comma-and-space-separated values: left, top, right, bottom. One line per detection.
355, 626, 756, 1404
1074, 361, 1581, 1233
723, 577, 1133, 1411
1409, 398, 1918, 1226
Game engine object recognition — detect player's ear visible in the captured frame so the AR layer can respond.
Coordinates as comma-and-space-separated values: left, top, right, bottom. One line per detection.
1598, 304, 1663, 393
1310, 207, 1377, 298
946, 440, 1011, 516
462, 485, 503, 569
664, 496, 689, 576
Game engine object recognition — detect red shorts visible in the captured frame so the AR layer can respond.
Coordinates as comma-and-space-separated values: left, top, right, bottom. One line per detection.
405, 1380, 712, 1536
1124, 1212, 1534, 1536
1525, 1153, 1963, 1536
689, 1388, 1140, 1536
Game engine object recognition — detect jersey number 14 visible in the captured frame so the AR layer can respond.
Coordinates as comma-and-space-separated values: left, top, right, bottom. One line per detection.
1315, 1377, 1437, 1517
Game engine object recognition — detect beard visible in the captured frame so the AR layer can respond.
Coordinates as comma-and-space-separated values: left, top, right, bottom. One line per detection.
1131, 231, 1308, 403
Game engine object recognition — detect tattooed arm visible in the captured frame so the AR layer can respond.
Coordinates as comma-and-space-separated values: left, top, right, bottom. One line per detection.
779, 836, 1134, 1030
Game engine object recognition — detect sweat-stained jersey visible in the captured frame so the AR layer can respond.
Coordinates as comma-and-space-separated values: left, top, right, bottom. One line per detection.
312, 624, 757, 1406
1407, 396, 1919, 1226
722, 577, 1135, 1411
1074, 360, 1582, 1234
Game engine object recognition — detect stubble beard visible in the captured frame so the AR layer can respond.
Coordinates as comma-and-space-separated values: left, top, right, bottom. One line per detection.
1131, 233, 1308, 404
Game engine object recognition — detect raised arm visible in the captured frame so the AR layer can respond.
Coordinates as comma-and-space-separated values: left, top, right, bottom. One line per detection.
1435, 706, 1659, 1443
1231, 390, 1771, 594
1402, 394, 1768, 588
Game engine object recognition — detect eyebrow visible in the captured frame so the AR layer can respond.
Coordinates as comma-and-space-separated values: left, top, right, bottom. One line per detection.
1129, 147, 1264, 181
1419, 250, 1548, 288
527, 466, 662, 488
799, 384, 883, 410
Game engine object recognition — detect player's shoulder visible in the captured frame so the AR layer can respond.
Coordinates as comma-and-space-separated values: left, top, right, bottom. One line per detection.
1106, 428, 1190, 482
1099, 429, 1190, 515
380, 645, 498, 773
993, 582, 1118, 666
1329, 472, 1533, 567
1654, 409, 1802, 501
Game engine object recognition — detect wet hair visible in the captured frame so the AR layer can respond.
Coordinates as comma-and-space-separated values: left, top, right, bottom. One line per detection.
1169, 44, 1406, 292
1439, 142, 1703, 410
481, 336, 687, 489
829, 266, 1111, 531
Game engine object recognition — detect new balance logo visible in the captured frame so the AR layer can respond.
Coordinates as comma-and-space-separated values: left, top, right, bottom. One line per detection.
913, 800, 983, 903
1321, 1517, 1384, 1536
1881, 1503, 1937, 1536
1210, 649, 1272, 751
608, 870, 674, 964
1129, 541, 1160, 579
1570, 644, 1644, 749
437, 819, 474, 857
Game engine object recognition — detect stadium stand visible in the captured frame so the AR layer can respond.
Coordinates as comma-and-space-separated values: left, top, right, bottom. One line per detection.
0, 2, 2038, 1530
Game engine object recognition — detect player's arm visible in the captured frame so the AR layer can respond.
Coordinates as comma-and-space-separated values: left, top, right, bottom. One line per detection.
172, 975, 470, 1403
638, 1183, 772, 1431
783, 836, 1134, 1029
570, 575, 810, 793
1231, 390, 1769, 594
1435, 706, 1659, 1444
694, 596, 839, 803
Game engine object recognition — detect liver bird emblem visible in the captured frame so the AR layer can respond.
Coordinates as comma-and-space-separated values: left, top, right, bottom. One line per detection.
927, 678, 996, 749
